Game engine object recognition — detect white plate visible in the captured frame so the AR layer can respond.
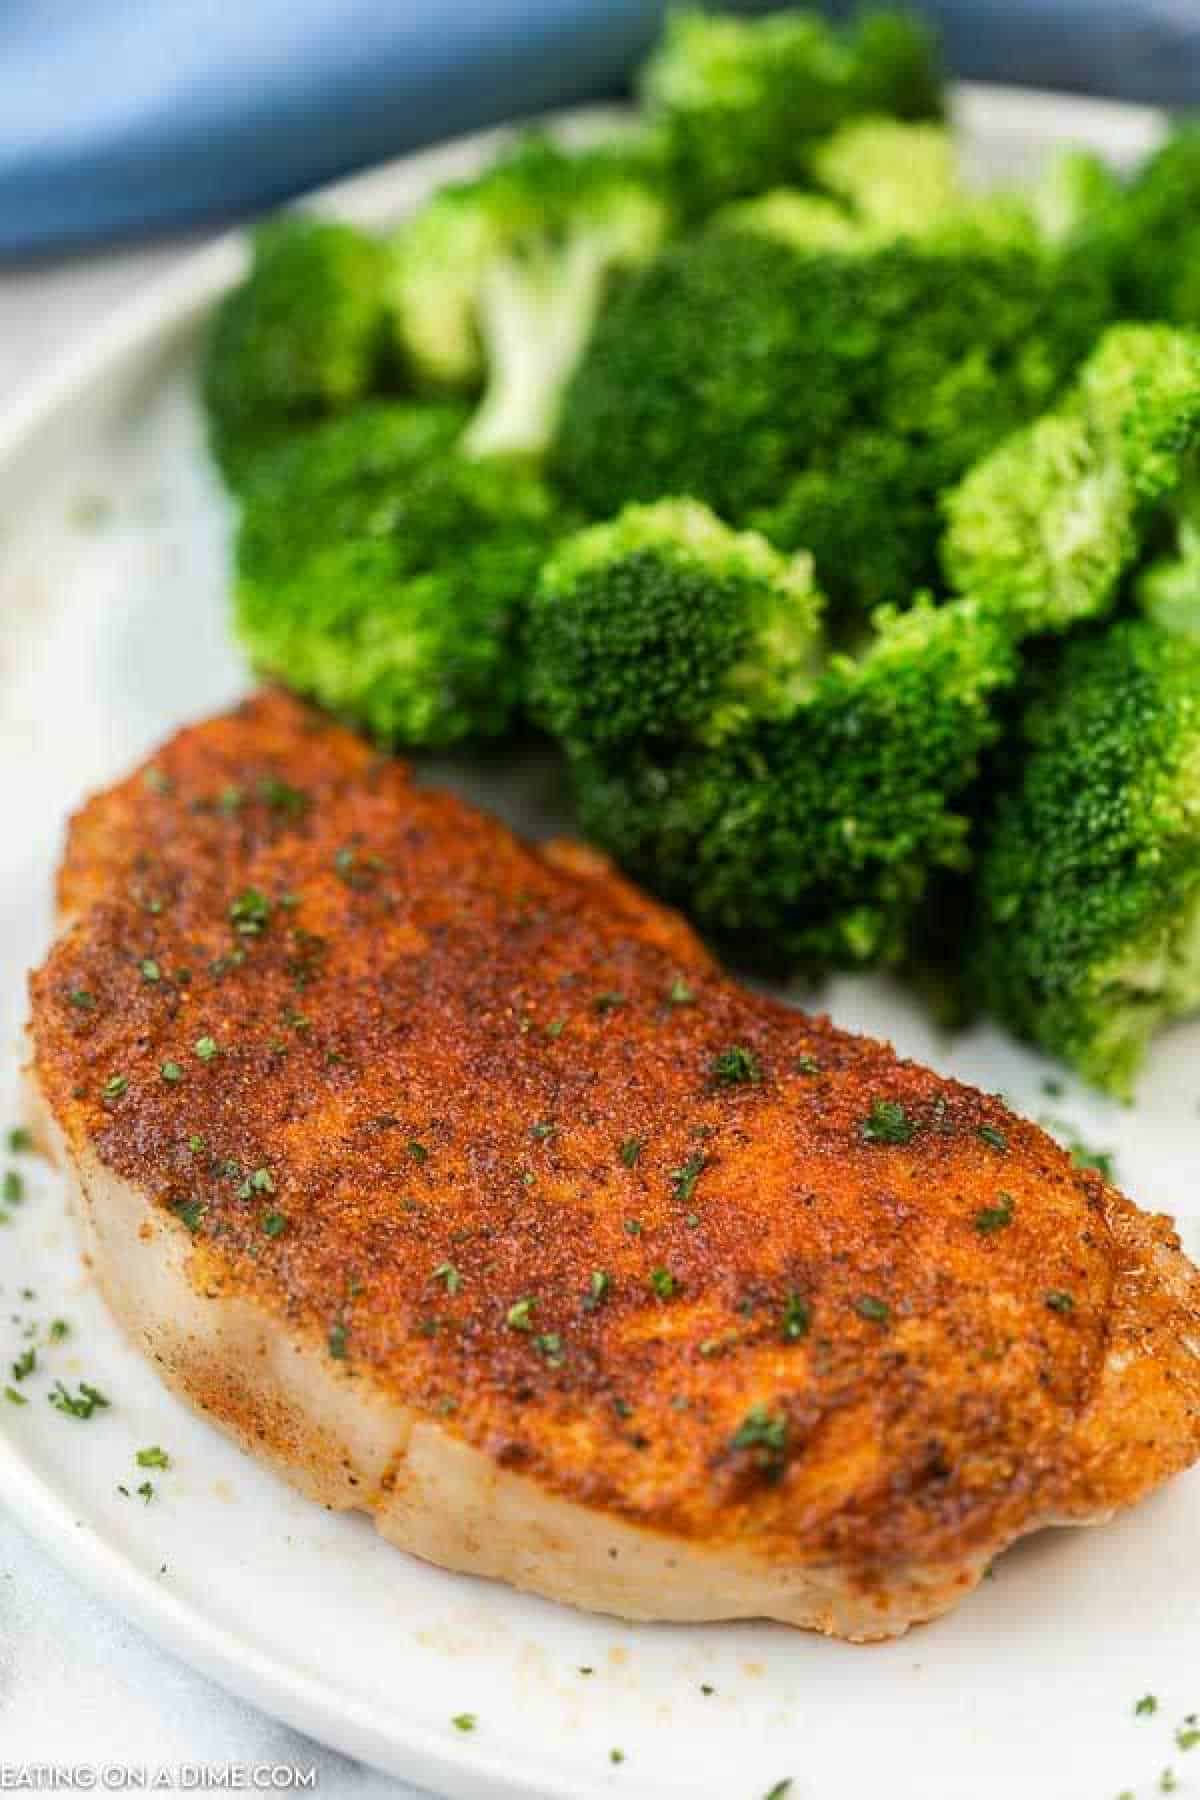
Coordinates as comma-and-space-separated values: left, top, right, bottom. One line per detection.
2, 85, 1199, 1800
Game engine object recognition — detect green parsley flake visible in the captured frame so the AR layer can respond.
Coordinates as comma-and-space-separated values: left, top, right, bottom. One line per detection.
137, 1446, 170, 1469
229, 887, 272, 936
855, 1296, 890, 1325
49, 1320, 69, 1342
434, 1262, 463, 1296
764, 1784, 793, 1800
974, 1193, 1014, 1235
49, 1379, 109, 1420
451, 1714, 476, 1734
649, 1267, 677, 1300
259, 776, 309, 819
140, 959, 161, 983
3, 1170, 23, 1205
593, 991, 625, 1014
102, 1074, 128, 1100
262, 1212, 287, 1238
793, 1054, 820, 1075
1045, 1290, 1075, 1315
507, 1297, 536, 1332
1177, 1727, 1200, 1753
11, 1347, 35, 1383
160, 1061, 184, 1084
619, 1137, 643, 1168
730, 1407, 788, 1475
407, 1139, 429, 1164
978, 1124, 1008, 1152
6, 1127, 32, 1154
587, 1270, 610, 1308
710, 1045, 762, 1087
194, 1036, 219, 1062
69, 988, 97, 1011
328, 1322, 348, 1360
781, 1292, 811, 1341
667, 978, 695, 1006
671, 1152, 707, 1202
609, 1750, 625, 1766
860, 1100, 914, 1145
4, 1386, 27, 1407
530, 1120, 557, 1142
172, 1198, 205, 1234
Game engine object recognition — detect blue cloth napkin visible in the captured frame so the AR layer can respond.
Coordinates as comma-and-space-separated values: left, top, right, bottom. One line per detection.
3, 0, 1200, 257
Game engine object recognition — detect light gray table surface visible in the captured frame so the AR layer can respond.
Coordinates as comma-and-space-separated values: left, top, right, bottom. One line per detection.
0, 245, 429, 1799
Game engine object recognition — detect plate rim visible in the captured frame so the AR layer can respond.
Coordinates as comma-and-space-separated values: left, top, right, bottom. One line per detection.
0, 78, 1169, 1800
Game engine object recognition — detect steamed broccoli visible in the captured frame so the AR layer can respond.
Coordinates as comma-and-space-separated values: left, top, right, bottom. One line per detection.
565, 594, 1015, 968
969, 618, 1200, 1097
203, 217, 390, 486
387, 134, 671, 458
1136, 465, 1200, 638
525, 499, 825, 752
943, 324, 1200, 633
1105, 124, 1200, 326
1028, 147, 1122, 250
555, 228, 1109, 616
639, 7, 943, 218
234, 404, 566, 746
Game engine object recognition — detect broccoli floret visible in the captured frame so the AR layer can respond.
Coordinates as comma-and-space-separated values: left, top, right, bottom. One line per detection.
1136, 465, 1200, 638
555, 229, 1108, 617
387, 134, 670, 458
233, 405, 566, 746
970, 618, 1200, 1097
203, 217, 390, 487
943, 324, 1200, 634
639, 8, 942, 218
525, 499, 825, 751
567, 595, 1015, 968
1106, 124, 1200, 325
1028, 147, 1122, 249
712, 188, 869, 252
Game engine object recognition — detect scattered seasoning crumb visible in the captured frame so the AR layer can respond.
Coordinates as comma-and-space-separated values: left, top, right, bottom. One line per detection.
860, 1100, 914, 1145
506, 1297, 536, 1332
194, 1036, 218, 1062
49, 1380, 109, 1420
855, 1296, 890, 1325
710, 1045, 762, 1087
451, 1714, 476, 1734
7, 1127, 33, 1154
667, 978, 695, 1006
619, 1137, 643, 1168
974, 1193, 1014, 1235
160, 1061, 184, 1084
782, 1292, 811, 1341
137, 1446, 170, 1469
434, 1262, 463, 1296
1136, 1697, 1159, 1717
102, 1075, 128, 1100
1045, 1290, 1075, 1315
978, 1124, 1008, 1152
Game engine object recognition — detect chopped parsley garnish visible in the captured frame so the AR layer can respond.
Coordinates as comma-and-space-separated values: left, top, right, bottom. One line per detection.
1045, 1290, 1075, 1315
434, 1262, 463, 1296
793, 1054, 820, 1075
140, 959, 161, 983
102, 1074, 128, 1100
1069, 1140, 1115, 1181
172, 1198, 205, 1234
407, 1139, 429, 1164
49, 1379, 109, 1420
1177, 1726, 1200, 1753
855, 1296, 890, 1325
544, 1018, 566, 1039
623, 1218, 642, 1236
730, 1406, 788, 1476
781, 1293, 811, 1341
328, 1323, 348, 1360
593, 991, 625, 1014
230, 887, 272, 936
11, 1347, 36, 1383
262, 1212, 287, 1238
237, 1168, 274, 1198
670, 1152, 707, 1202
534, 1332, 563, 1364
143, 767, 171, 795
586, 1269, 610, 1309
530, 1120, 557, 1142
4, 1386, 27, 1407
69, 988, 96, 1011
137, 1446, 170, 1469
259, 776, 309, 819
3, 1170, 23, 1205
1162, 1772, 1178, 1794
667, 978, 695, 1007
609, 1750, 625, 1766
49, 1319, 70, 1342
6, 1127, 32, 1154
619, 1137, 643, 1168
978, 1124, 1008, 1152
506, 1297, 536, 1332
974, 1193, 1014, 1235
194, 1036, 219, 1062
160, 1061, 184, 1084
137, 1481, 155, 1502
710, 1045, 762, 1087
860, 1100, 914, 1145
764, 1784, 793, 1800
451, 1714, 476, 1734
649, 1267, 677, 1300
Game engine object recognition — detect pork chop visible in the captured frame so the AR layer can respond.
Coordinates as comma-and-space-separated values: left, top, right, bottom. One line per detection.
26, 691, 1200, 1640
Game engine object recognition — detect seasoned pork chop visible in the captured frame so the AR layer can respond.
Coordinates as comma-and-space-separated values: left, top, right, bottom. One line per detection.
27, 692, 1200, 1639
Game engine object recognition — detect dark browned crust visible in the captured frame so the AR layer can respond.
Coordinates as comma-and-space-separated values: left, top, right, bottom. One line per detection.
29, 692, 1200, 1584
